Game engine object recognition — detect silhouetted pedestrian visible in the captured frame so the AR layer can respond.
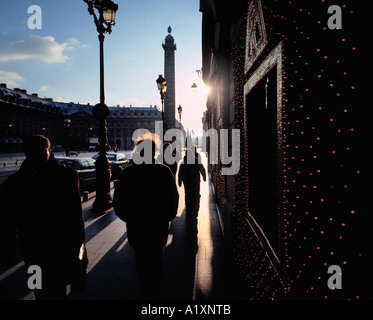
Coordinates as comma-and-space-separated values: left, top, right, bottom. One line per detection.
178, 146, 206, 217
113, 134, 179, 299
0, 135, 87, 300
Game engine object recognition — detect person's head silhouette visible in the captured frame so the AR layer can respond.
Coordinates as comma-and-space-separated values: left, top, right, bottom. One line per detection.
132, 133, 160, 164
23, 134, 51, 170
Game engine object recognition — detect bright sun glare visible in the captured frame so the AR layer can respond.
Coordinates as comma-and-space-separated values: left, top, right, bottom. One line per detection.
177, 80, 209, 133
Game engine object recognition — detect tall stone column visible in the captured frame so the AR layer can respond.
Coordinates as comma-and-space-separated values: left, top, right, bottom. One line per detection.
162, 26, 177, 130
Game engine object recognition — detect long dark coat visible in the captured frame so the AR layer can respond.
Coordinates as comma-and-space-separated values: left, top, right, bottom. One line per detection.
0, 155, 86, 285
113, 162, 179, 249
178, 152, 206, 215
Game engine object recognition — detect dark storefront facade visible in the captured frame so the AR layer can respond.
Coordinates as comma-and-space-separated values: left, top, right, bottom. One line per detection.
201, 0, 371, 299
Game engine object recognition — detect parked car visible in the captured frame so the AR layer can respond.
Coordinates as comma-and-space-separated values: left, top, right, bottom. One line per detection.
68, 151, 79, 156
55, 156, 96, 192
92, 152, 130, 179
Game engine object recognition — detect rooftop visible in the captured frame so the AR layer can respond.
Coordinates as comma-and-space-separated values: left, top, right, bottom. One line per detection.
0, 83, 162, 119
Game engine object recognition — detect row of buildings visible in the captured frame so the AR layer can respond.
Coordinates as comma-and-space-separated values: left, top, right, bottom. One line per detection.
200, 0, 371, 299
0, 82, 164, 153
0, 27, 182, 154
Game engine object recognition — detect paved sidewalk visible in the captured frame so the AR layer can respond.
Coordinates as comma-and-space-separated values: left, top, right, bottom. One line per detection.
0, 152, 234, 300
71, 152, 233, 300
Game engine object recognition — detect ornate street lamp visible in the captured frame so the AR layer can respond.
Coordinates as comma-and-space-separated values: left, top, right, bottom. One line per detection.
84, 0, 118, 213
191, 69, 202, 92
177, 104, 183, 129
156, 74, 167, 131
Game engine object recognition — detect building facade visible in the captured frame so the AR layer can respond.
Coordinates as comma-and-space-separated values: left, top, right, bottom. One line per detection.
0, 83, 162, 153
200, 0, 371, 299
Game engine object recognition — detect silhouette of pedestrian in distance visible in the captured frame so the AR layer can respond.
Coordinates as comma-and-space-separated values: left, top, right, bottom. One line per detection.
113, 134, 179, 299
0, 134, 87, 300
178, 146, 206, 217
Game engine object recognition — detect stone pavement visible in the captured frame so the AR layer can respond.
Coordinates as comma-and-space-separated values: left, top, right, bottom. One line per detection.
0, 152, 235, 300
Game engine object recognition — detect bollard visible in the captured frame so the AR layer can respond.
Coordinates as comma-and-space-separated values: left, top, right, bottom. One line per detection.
83, 191, 89, 202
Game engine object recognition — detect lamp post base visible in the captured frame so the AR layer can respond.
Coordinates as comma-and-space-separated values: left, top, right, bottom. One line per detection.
93, 196, 113, 213
92, 141, 113, 214
93, 154, 113, 213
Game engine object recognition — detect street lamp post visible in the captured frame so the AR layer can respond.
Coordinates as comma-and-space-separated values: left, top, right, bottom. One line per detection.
64, 117, 71, 156
84, 0, 118, 213
177, 104, 183, 129
156, 75, 167, 132
191, 69, 202, 92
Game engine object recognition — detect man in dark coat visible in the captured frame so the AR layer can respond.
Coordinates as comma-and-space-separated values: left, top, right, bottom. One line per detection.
178, 146, 206, 217
0, 135, 86, 300
113, 134, 179, 299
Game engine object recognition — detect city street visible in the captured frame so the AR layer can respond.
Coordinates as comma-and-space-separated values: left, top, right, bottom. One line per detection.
0, 152, 234, 300
1, 0, 368, 301
0, 153, 25, 185
0, 151, 132, 184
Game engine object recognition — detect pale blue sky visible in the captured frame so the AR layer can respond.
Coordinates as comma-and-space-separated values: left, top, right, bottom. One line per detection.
0, 0, 208, 131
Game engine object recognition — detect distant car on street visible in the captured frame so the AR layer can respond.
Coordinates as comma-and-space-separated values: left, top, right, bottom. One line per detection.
92, 152, 130, 179
88, 145, 97, 152
55, 156, 96, 192
68, 151, 79, 156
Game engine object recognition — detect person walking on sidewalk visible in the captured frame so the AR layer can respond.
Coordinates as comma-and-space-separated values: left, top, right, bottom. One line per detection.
178, 146, 206, 217
0, 134, 87, 300
113, 134, 179, 299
